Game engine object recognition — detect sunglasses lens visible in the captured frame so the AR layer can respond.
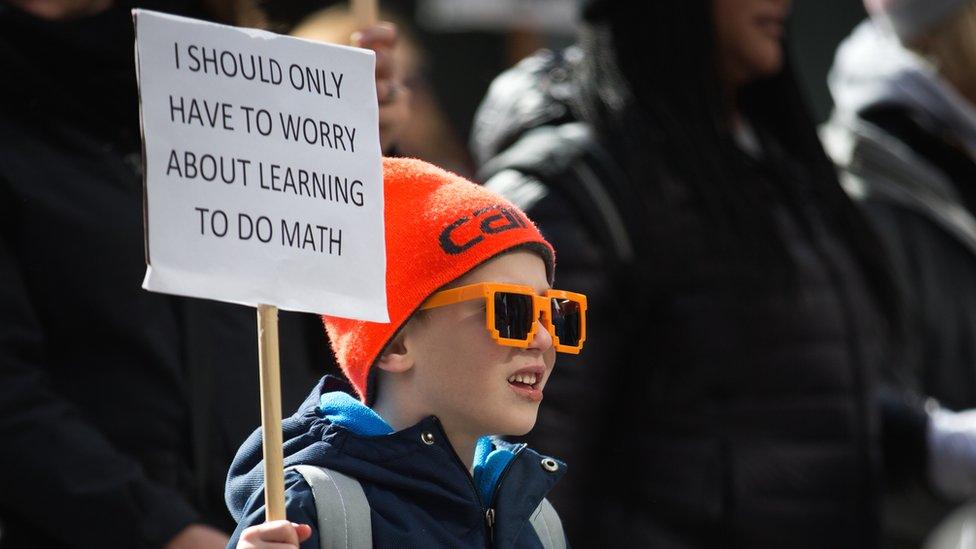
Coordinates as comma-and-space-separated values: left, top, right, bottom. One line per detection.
551, 298, 582, 346
494, 291, 534, 340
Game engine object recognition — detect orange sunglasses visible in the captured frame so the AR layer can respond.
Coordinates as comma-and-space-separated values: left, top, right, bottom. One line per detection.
419, 282, 587, 354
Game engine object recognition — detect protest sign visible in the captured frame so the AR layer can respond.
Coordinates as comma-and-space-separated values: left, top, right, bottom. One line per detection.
135, 7, 383, 522
134, 9, 387, 322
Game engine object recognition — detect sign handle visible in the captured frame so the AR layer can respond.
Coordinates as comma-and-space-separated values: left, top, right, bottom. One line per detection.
352, 0, 378, 28
257, 303, 285, 521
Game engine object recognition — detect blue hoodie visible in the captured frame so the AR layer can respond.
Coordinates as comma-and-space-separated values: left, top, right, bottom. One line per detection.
225, 376, 566, 548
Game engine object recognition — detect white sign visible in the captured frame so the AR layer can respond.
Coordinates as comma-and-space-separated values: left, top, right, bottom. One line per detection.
134, 9, 387, 322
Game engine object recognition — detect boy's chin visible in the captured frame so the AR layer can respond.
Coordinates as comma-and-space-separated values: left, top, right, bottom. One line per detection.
495, 413, 538, 438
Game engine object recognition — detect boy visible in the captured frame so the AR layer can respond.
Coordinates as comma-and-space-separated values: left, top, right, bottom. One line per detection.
226, 157, 586, 548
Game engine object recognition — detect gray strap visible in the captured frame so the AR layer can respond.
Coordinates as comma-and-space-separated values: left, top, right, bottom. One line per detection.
288, 465, 373, 549
530, 498, 566, 549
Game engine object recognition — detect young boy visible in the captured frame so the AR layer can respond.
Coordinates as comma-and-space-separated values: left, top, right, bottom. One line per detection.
226, 157, 586, 548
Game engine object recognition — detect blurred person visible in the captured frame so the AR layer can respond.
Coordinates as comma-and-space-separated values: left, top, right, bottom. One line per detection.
823, 0, 976, 545
226, 157, 579, 548
470, 0, 976, 547
289, 4, 474, 175
0, 1, 406, 547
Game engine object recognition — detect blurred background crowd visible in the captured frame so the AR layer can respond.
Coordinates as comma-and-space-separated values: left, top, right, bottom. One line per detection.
4, 0, 976, 547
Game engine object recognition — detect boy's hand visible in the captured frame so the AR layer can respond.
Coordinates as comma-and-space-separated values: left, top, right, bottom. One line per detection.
352, 23, 410, 152
237, 520, 313, 549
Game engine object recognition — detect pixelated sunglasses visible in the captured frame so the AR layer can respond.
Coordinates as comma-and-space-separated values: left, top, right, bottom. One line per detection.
419, 282, 587, 353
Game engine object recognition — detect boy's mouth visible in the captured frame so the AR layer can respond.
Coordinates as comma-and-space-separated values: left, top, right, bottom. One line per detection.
507, 372, 539, 386
507, 367, 544, 401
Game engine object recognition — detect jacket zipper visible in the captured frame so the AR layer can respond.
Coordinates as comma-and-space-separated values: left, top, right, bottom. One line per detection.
485, 508, 496, 544
428, 419, 535, 547
429, 418, 494, 547
485, 443, 528, 546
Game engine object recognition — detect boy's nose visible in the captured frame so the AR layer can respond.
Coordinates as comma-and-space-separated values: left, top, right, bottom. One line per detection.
528, 312, 554, 351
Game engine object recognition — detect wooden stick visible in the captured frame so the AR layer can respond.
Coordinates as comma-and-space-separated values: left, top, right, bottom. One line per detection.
257, 303, 285, 521
352, 0, 378, 28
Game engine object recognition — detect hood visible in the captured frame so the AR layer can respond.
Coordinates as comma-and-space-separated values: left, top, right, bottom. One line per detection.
828, 19, 976, 155
470, 48, 581, 167
225, 376, 541, 522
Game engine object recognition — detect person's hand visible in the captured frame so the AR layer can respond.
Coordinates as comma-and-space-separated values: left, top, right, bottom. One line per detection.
165, 524, 230, 549
237, 520, 313, 549
352, 23, 411, 152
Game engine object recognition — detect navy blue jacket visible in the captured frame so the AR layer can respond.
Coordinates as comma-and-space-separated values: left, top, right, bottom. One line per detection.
225, 376, 566, 548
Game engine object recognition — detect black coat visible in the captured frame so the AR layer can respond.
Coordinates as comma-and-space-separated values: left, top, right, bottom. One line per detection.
0, 6, 334, 547
472, 50, 923, 549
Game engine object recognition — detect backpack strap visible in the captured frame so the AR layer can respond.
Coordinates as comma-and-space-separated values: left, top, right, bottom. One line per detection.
287, 465, 373, 549
530, 498, 567, 549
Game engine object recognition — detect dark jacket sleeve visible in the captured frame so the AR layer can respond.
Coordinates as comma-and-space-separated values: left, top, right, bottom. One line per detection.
863, 198, 976, 408
0, 232, 199, 548
227, 471, 320, 549
858, 201, 933, 485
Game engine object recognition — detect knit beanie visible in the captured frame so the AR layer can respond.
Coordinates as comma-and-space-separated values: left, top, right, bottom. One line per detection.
864, 0, 971, 42
323, 157, 555, 402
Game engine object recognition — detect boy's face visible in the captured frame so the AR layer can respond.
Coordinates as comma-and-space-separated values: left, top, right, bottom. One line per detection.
402, 250, 555, 438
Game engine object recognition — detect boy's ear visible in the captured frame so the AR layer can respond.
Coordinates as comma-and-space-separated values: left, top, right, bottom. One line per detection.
376, 331, 414, 374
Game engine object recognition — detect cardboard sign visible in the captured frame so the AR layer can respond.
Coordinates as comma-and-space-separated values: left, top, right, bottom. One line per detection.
134, 9, 387, 322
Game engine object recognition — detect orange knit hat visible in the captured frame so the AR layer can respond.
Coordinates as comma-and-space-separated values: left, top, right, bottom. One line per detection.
323, 157, 555, 402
